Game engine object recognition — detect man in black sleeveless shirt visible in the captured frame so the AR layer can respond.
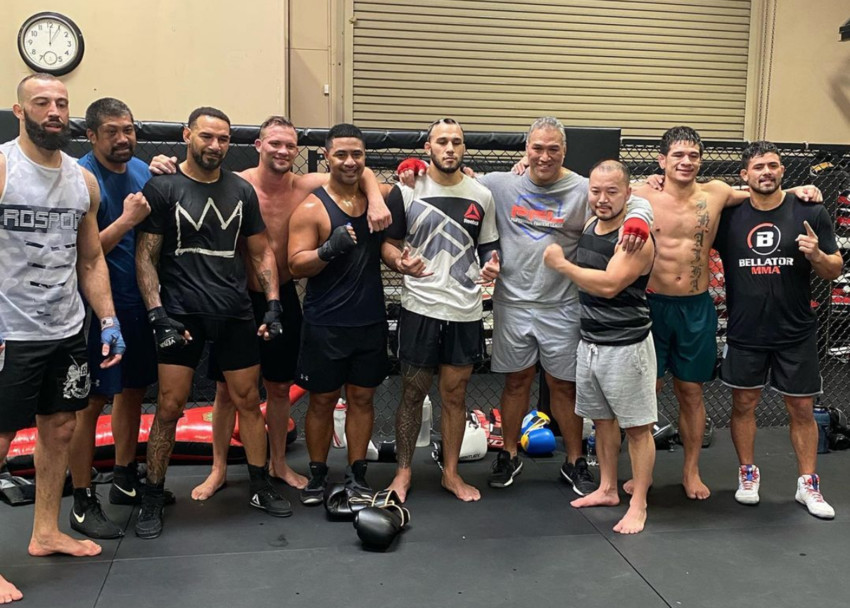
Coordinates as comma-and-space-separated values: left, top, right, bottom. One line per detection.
134, 107, 290, 538
714, 141, 842, 519
544, 161, 656, 534
288, 124, 388, 505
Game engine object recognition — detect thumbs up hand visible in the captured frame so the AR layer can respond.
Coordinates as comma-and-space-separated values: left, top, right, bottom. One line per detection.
796, 220, 822, 262
478, 250, 500, 284
397, 246, 432, 277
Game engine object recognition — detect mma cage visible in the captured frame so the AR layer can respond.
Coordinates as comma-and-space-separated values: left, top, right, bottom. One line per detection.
51, 118, 850, 436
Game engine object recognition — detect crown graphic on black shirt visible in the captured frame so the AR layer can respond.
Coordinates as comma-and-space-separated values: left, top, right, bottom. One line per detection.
174, 198, 243, 257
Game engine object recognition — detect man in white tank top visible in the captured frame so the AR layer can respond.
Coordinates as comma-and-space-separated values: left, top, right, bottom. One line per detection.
0, 74, 125, 601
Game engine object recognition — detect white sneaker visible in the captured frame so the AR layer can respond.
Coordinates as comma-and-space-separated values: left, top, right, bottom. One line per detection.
795, 474, 835, 519
735, 464, 760, 505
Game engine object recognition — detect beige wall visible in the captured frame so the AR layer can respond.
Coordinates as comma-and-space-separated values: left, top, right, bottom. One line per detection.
2, 1, 850, 142
0, 1, 288, 125
288, 0, 335, 127
757, 0, 850, 143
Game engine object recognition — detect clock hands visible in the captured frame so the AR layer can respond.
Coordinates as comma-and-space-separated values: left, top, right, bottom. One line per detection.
49, 24, 61, 47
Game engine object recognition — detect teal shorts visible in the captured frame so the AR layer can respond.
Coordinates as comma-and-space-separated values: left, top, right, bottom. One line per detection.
648, 292, 718, 383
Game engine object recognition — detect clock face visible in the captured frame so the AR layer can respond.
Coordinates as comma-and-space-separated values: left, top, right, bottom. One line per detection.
18, 12, 85, 76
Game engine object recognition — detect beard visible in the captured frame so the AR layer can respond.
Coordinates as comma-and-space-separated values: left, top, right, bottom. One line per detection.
104, 143, 134, 164
191, 147, 224, 171
264, 155, 292, 175
430, 154, 461, 174
24, 112, 70, 151
750, 178, 781, 195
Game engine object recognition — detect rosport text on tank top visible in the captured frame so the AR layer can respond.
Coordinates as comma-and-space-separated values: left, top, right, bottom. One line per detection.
0, 138, 90, 340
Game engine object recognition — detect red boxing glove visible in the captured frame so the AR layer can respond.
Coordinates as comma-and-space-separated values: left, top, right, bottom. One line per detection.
622, 217, 650, 242
397, 158, 427, 177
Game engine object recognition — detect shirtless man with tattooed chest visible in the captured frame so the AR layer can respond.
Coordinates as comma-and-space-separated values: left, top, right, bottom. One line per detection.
630, 126, 820, 500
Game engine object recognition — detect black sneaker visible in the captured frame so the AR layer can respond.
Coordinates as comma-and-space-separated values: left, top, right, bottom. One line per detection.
561, 457, 598, 496
250, 485, 293, 517
345, 460, 372, 493
488, 450, 523, 488
110, 464, 176, 506
300, 462, 328, 506
135, 486, 166, 539
70, 488, 124, 539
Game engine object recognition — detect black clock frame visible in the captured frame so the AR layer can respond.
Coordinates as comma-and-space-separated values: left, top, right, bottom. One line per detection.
17, 11, 85, 76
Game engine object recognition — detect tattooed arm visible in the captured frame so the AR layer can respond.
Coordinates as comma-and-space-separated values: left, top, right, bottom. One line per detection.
245, 231, 280, 302
135, 230, 164, 309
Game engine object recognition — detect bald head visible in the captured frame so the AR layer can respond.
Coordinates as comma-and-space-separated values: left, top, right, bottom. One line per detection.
590, 159, 630, 187
17, 73, 64, 104
588, 159, 632, 222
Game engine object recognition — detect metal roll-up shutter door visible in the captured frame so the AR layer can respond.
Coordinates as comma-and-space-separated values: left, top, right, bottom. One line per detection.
351, 0, 751, 138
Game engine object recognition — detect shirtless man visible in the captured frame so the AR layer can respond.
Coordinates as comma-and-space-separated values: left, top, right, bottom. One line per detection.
630, 126, 821, 499
150, 118, 390, 500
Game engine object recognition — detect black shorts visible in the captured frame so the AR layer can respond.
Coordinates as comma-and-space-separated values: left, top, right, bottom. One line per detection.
397, 308, 484, 368
86, 306, 158, 396
719, 332, 822, 396
208, 283, 303, 384
157, 315, 259, 373
295, 322, 388, 394
0, 331, 90, 433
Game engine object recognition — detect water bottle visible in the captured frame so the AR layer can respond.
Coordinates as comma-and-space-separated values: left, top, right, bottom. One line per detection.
814, 403, 830, 454
586, 424, 597, 466
332, 398, 347, 449
416, 395, 433, 447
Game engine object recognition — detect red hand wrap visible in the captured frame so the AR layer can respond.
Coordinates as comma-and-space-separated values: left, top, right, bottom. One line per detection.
397, 158, 427, 176
623, 217, 650, 241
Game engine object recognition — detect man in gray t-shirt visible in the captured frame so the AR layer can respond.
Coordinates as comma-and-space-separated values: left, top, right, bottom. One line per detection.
478, 117, 652, 495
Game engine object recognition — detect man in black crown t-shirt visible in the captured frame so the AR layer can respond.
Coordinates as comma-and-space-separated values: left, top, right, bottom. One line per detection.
134, 107, 291, 539
714, 140, 843, 519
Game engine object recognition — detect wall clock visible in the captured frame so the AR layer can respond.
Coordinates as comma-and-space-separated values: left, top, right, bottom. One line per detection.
18, 12, 85, 76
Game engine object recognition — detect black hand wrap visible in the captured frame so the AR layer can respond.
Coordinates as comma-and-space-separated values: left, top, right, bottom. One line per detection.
262, 299, 283, 339
147, 306, 187, 353
353, 489, 411, 550
317, 224, 356, 262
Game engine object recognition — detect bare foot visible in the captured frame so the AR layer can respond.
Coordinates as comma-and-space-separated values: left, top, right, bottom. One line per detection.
28, 533, 102, 557
269, 462, 308, 489
613, 504, 647, 534
683, 472, 710, 500
191, 470, 227, 501
0, 575, 23, 603
571, 487, 620, 508
623, 479, 634, 495
387, 469, 412, 503
441, 473, 481, 502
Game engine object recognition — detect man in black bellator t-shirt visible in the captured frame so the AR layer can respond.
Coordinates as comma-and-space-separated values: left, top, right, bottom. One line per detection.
714, 140, 843, 520
134, 107, 290, 539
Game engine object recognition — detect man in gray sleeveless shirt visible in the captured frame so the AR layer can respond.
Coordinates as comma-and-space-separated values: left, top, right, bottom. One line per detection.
474, 117, 653, 495
0, 74, 125, 600
544, 160, 656, 534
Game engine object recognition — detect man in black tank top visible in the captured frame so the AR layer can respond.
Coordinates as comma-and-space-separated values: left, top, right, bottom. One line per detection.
544, 161, 657, 534
288, 124, 388, 505
714, 142, 842, 519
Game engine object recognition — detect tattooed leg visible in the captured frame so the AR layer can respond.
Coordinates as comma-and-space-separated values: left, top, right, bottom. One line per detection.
146, 364, 193, 485
395, 363, 435, 467
387, 362, 434, 502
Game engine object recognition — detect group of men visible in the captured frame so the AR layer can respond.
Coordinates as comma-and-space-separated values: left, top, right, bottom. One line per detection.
0, 72, 842, 603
